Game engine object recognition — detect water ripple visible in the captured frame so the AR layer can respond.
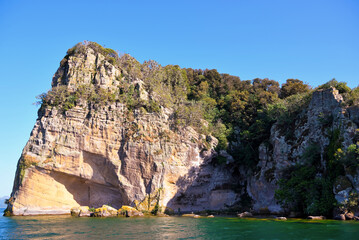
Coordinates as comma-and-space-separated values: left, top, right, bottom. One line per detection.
1, 213, 359, 239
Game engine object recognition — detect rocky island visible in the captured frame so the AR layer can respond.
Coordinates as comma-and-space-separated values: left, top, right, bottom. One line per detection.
4, 41, 359, 220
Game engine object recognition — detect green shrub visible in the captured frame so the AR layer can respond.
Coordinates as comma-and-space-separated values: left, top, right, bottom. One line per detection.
36, 84, 120, 113
212, 121, 230, 151
145, 100, 161, 113
335, 144, 359, 171
275, 164, 336, 216
338, 191, 359, 213
318, 78, 351, 94
280, 79, 310, 99
66, 41, 120, 66
275, 135, 348, 217
3, 209, 11, 217
347, 87, 359, 106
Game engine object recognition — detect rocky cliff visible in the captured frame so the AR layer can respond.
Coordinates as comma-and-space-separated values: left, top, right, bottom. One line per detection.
247, 87, 359, 215
6, 44, 239, 215
6, 42, 359, 216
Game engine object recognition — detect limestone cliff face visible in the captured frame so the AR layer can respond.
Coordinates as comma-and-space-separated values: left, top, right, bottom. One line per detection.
247, 87, 359, 214
8, 47, 239, 215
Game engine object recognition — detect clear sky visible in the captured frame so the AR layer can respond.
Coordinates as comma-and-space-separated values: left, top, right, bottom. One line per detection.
0, 0, 358, 197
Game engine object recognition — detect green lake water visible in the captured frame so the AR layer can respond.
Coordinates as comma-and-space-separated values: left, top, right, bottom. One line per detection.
1, 209, 359, 239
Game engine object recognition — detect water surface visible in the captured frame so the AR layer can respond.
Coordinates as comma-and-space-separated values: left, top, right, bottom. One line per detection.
1, 208, 359, 239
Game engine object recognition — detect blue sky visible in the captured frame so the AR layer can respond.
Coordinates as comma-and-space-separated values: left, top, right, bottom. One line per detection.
0, 0, 358, 197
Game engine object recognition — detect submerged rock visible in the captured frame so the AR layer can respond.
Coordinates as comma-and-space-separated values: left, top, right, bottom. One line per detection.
307, 216, 325, 220
182, 213, 196, 217
156, 212, 169, 217
182, 213, 201, 218
237, 212, 253, 218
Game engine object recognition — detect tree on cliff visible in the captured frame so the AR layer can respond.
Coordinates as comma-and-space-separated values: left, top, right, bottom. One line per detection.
280, 79, 310, 98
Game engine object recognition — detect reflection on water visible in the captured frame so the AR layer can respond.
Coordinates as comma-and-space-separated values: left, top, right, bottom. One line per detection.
1, 211, 359, 239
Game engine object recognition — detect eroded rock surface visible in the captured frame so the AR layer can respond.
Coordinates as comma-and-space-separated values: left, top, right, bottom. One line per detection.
247, 87, 359, 214
7, 46, 239, 216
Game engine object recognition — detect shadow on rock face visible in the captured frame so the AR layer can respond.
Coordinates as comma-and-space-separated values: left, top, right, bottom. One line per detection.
165, 157, 242, 213
49, 167, 127, 209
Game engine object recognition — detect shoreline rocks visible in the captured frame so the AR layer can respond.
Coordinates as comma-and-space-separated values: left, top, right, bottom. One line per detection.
70, 205, 145, 217
237, 212, 253, 218
25, 206, 359, 221
333, 212, 359, 221
334, 214, 346, 221
307, 216, 326, 220
92, 205, 118, 217
71, 206, 91, 217
118, 206, 144, 217
345, 212, 355, 220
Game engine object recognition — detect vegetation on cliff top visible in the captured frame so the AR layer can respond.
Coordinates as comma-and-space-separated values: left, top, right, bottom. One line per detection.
37, 42, 359, 163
